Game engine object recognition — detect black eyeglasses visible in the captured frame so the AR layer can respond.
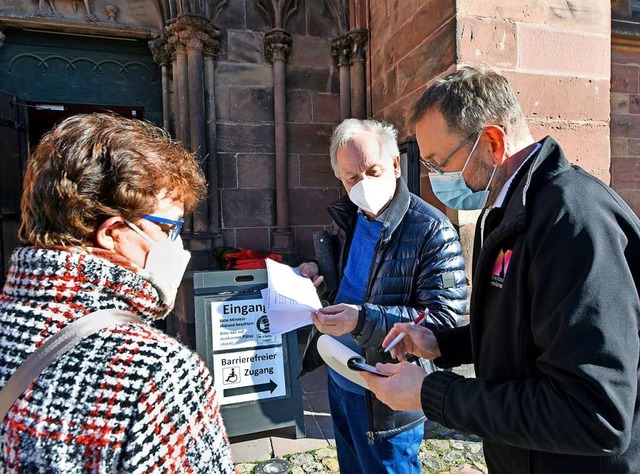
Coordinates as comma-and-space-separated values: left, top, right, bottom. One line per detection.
419, 130, 481, 175
140, 214, 184, 241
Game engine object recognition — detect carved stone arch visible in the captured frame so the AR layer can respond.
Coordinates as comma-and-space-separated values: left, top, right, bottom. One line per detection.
322, 0, 349, 36
253, 0, 299, 30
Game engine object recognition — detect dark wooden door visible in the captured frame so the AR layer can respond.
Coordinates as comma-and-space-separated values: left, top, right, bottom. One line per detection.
0, 91, 28, 287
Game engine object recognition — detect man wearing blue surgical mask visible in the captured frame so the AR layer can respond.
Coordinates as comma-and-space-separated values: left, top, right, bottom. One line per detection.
297, 119, 468, 474
361, 67, 640, 474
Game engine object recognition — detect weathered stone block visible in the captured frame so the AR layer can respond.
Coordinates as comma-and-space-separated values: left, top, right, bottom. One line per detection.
228, 30, 263, 64
383, 0, 455, 71
217, 152, 238, 188
629, 95, 640, 114
611, 92, 630, 114
230, 88, 274, 122
545, 0, 610, 33
217, 123, 275, 153
289, 188, 339, 226
371, 67, 398, 113
611, 113, 640, 139
289, 154, 301, 188
456, 0, 545, 23
287, 90, 313, 123
611, 137, 629, 158
290, 36, 331, 68
236, 227, 271, 251
215, 86, 232, 121
458, 17, 517, 68
312, 93, 340, 123
215, 62, 272, 88
221, 188, 276, 227
612, 64, 640, 93
286, 66, 339, 93
396, 21, 455, 99
628, 138, 640, 157
613, 50, 640, 67
518, 26, 609, 79
300, 154, 338, 188
529, 122, 610, 183
238, 154, 275, 188
221, 228, 237, 248
612, 157, 640, 188
287, 123, 333, 154
502, 72, 609, 122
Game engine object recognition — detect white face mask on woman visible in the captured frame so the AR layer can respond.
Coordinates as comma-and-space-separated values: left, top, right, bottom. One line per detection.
348, 176, 396, 216
126, 220, 191, 306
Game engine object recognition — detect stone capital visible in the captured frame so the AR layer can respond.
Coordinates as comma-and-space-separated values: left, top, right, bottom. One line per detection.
166, 14, 221, 58
330, 35, 352, 68
348, 28, 368, 62
148, 36, 171, 66
264, 28, 292, 64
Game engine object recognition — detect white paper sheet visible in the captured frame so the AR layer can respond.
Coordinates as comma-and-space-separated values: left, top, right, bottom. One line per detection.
263, 259, 322, 335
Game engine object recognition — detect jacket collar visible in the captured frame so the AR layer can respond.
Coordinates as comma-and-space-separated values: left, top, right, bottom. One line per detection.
329, 178, 411, 244
484, 136, 571, 247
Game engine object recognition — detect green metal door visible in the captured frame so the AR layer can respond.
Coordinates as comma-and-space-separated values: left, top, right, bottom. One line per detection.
0, 29, 162, 124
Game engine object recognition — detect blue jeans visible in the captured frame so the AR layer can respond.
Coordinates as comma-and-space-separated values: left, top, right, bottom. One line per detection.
327, 375, 423, 474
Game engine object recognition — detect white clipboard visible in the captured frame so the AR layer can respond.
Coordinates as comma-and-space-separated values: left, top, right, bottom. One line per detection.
317, 335, 387, 389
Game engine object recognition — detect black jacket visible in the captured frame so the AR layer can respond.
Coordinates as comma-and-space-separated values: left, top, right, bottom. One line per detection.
301, 178, 467, 440
422, 137, 640, 473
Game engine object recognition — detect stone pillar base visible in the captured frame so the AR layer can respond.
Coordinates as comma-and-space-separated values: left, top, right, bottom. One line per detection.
272, 228, 296, 255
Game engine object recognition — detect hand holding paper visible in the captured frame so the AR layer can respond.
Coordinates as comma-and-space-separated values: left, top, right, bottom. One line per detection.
311, 304, 359, 336
263, 259, 322, 336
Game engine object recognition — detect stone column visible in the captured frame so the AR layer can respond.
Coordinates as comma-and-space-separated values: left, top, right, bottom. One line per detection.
348, 28, 368, 119
0, 28, 5, 49
264, 28, 295, 254
166, 21, 190, 148
204, 44, 224, 247
331, 35, 352, 120
148, 36, 172, 132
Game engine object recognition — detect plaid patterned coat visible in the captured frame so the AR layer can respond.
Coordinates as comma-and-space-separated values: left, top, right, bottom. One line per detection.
0, 247, 235, 473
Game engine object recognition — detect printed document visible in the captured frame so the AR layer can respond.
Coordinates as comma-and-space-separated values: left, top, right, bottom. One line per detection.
263, 258, 322, 335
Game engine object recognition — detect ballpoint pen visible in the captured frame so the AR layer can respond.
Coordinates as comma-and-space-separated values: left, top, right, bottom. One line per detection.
383, 309, 428, 353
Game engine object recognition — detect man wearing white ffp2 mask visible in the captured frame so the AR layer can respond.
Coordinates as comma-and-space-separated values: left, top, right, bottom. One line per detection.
296, 118, 467, 474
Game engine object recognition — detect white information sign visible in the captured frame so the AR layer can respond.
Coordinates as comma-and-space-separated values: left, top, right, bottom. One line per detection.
213, 347, 287, 405
210, 299, 281, 351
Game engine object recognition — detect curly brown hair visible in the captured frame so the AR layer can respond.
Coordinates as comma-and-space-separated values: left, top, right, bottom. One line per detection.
19, 113, 206, 247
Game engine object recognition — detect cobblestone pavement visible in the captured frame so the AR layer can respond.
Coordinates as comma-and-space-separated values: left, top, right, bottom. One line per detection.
235, 421, 487, 474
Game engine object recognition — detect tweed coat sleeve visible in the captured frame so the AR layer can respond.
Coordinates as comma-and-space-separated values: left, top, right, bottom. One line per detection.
121, 340, 235, 473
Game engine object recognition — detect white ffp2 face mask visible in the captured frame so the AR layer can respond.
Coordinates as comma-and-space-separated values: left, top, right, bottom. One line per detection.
348, 177, 396, 216
126, 221, 191, 307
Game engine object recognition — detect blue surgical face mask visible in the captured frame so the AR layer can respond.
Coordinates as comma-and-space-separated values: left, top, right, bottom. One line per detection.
428, 133, 497, 210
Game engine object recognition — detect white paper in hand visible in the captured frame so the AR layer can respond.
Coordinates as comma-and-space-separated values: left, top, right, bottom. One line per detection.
264, 259, 322, 335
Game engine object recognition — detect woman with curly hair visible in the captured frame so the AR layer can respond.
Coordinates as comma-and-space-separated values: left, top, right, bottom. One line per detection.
0, 114, 234, 473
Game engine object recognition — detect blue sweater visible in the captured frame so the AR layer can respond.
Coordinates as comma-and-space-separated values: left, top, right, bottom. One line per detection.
330, 213, 383, 394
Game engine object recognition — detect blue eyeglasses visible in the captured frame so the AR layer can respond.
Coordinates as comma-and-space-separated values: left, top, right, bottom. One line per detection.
139, 214, 184, 241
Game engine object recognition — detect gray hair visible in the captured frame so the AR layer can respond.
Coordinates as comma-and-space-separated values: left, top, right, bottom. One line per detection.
329, 118, 400, 177
409, 67, 530, 142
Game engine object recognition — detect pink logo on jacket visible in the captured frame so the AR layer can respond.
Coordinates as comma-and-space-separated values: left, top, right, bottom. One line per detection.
491, 249, 512, 288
